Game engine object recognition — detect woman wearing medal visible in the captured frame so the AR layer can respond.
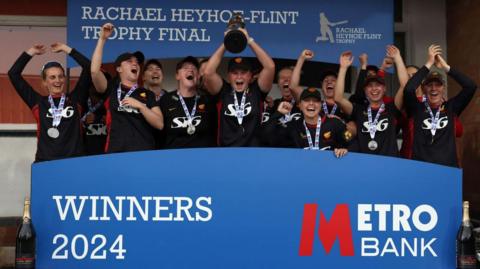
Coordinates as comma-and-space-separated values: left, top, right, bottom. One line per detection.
203, 27, 276, 147
159, 56, 217, 148
289, 49, 357, 139
334, 45, 408, 157
8, 42, 92, 162
263, 87, 349, 158
404, 45, 477, 167
91, 23, 163, 153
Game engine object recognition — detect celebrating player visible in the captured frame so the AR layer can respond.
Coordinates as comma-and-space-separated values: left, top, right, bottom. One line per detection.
8, 42, 91, 162
90, 23, 163, 153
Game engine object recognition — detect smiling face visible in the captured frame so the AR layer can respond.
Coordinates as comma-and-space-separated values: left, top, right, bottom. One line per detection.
322, 75, 337, 99
117, 56, 140, 84
277, 68, 293, 100
143, 63, 163, 87
42, 67, 65, 95
364, 81, 386, 104
300, 97, 321, 120
422, 81, 444, 107
228, 69, 253, 92
176, 62, 199, 89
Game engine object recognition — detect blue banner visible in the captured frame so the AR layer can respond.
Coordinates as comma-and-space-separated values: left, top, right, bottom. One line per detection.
32, 149, 461, 268
67, 0, 393, 67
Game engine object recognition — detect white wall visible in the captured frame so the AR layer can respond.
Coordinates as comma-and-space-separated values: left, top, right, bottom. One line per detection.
0, 127, 36, 216
397, 0, 447, 66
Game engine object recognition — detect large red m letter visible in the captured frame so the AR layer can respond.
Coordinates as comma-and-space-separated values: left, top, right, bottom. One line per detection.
299, 204, 354, 256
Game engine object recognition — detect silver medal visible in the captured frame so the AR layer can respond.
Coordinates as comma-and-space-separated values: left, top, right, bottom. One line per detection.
187, 124, 195, 135
47, 127, 60, 139
368, 140, 378, 151
178, 92, 199, 136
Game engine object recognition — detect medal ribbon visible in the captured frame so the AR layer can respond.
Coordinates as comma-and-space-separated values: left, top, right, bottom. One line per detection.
233, 90, 247, 125
367, 103, 385, 139
81, 97, 103, 122
322, 101, 337, 116
303, 117, 322, 150
117, 84, 138, 106
423, 99, 442, 136
178, 92, 198, 128
48, 94, 66, 127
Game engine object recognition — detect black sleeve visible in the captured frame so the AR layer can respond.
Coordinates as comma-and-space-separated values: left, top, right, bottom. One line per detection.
159, 92, 169, 115
349, 103, 359, 121
388, 103, 403, 134
349, 69, 367, 105
261, 111, 290, 147
7, 52, 41, 109
447, 68, 477, 116
389, 102, 402, 120
404, 65, 429, 116
206, 94, 219, 146
147, 91, 158, 109
69, 48, 92, 104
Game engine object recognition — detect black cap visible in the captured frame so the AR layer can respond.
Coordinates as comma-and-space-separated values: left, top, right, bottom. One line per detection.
175, 56, 199, 71
366, 65, 379, 73
422, 71, 445, 85
144, 59, 163, 71
114, 51, 145, 67
228, 57, 252, 72
363, 74, 385, 88
320, 69, 338, 82
300, 87, 322, 101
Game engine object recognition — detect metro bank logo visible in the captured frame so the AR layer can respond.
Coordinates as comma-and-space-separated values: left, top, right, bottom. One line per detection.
298, 203, 439, 257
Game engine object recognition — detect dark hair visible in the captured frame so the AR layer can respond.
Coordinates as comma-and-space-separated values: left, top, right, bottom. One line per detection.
144, 59, 163, 71
275, 66, 295, 84
114, 51, 145, 68
176, 56, 200, 72
41, 61, 65, 80
366, 65, 379, 73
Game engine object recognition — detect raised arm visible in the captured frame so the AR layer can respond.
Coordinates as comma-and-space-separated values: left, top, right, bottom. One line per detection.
388, 45, 408, 110
203, 44, 226, 95
404, 45, 441, 114
91, 23, 113, 93
349, 53, 368, 104
51, 42, 91, 101
242, 28, 275, 93
334, 51, 354, 115
7, 45, 45, 108
290, 49, 313, 101
435, 55, 477, 115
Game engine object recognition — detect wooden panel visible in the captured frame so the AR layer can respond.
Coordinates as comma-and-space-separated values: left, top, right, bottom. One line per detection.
2, 1, 66, 16
0, 74, 78, 123
446, 0, 480, 217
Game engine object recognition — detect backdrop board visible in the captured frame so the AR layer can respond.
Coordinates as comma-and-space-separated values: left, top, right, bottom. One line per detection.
67, 0, 393, 67
32, 148, 461, 269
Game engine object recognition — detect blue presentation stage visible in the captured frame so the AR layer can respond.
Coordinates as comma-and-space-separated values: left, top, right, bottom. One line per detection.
32, 148, 461, 268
